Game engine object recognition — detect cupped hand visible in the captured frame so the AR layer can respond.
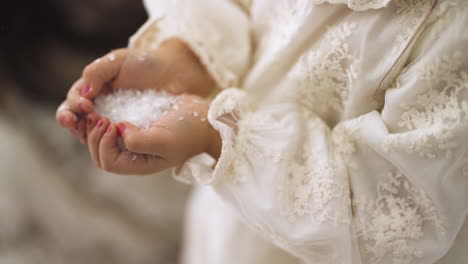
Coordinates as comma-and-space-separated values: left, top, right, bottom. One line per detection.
85, 94, 221, 175
56, 38, 216, 142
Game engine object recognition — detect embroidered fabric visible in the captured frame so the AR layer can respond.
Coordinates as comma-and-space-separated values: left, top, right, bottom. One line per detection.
310, 0, 392, 11
279, 117, 351, 224
383, 53, 468, 158
289, 22, 359, 122
391, 0, 434, 56
354, 172, 443, 264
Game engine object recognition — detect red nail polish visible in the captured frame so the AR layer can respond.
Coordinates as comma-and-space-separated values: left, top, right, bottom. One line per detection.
97, 119, 103, 128
106, 126, 112, 133
87, 117, 92, 125
81, 84, 91, 96
117, 124, 126, 136
59, 117, 66, 127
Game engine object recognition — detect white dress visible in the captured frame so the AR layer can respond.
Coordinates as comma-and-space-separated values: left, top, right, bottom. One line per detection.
130, 0, 468, 263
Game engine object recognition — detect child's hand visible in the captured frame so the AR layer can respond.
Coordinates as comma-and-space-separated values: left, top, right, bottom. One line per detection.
56, 38, 216, 142
56, 78, 91, 143
82, 38, 216, 98
86, 94, 221, 175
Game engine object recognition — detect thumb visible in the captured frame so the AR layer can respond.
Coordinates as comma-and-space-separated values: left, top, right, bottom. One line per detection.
118, 121, 172, 158
81, 49, 128, 99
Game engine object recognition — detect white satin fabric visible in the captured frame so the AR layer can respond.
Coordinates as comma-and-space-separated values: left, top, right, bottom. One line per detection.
131, 0, 468, 263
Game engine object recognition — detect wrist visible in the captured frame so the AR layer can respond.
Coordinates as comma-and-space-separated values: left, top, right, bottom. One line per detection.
158, 38, 216, 96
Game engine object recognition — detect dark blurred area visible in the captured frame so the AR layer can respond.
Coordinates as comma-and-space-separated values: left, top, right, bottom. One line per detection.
0, 0, 146, 103
0, 2, 190, 264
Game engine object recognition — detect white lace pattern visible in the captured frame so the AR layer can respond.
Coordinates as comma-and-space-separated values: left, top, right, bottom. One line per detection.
354, 172, 444, 264
383, 51, 468, 158
279, 118, 350, 224
391, 0, 434, 56
290, 22, 359, 121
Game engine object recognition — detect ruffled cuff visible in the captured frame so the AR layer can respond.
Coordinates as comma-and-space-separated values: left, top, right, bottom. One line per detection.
129, 0, 250, 90
172, 88, 249, 185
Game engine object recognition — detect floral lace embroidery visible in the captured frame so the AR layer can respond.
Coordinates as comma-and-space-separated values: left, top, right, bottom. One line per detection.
279, 118, 350, 224
354, 172, 443, 264
383, 51, 468, 158
391, 0, 433, 56
332, 118, 361, 168
310, 0, 392, 11
290, 22, 359, 120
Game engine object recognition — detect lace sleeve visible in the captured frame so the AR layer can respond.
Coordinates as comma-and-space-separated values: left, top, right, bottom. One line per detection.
128, 0, 251, 90
174, 4, 468, 264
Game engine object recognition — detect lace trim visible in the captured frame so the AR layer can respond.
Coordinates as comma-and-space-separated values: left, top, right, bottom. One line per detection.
230, 111, 288, 184
383, 51, 468, 158
206, 89, 250, 184
354, 172, 444, 264
310, 0, 392, 11
290, 22, 359, 119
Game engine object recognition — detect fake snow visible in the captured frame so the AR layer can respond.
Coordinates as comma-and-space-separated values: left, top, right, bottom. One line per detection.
94, 89, 178, 129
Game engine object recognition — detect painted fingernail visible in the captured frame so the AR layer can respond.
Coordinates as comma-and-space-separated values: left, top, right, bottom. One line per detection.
58, 117, 66, 127
106, 126, 112, 133
97, 119, 103, 128
81, 84, 91, 96
117, 124, 126, 136
87, 117, 92, 125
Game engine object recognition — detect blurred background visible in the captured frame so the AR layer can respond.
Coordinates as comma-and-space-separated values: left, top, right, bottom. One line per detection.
0, 1, 191, 263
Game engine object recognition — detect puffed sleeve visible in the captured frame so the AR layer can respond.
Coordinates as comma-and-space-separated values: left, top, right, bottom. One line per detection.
128, 0, 251, 90
175, 6, 468, 264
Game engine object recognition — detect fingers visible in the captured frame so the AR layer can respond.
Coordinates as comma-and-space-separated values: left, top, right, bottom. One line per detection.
119, 121, 173, 157
81, 49, 128, 99
57, 100, 90, 139
88, 117, 110, 167
77, 118, 87, 144
86, 112, 101, 136
56, 101, 78, 128
98, 123, 168, 174
83, 112, 101, 144
98, 124, 119, 171
66, 78, 94, 114
120, 95, 211, 161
